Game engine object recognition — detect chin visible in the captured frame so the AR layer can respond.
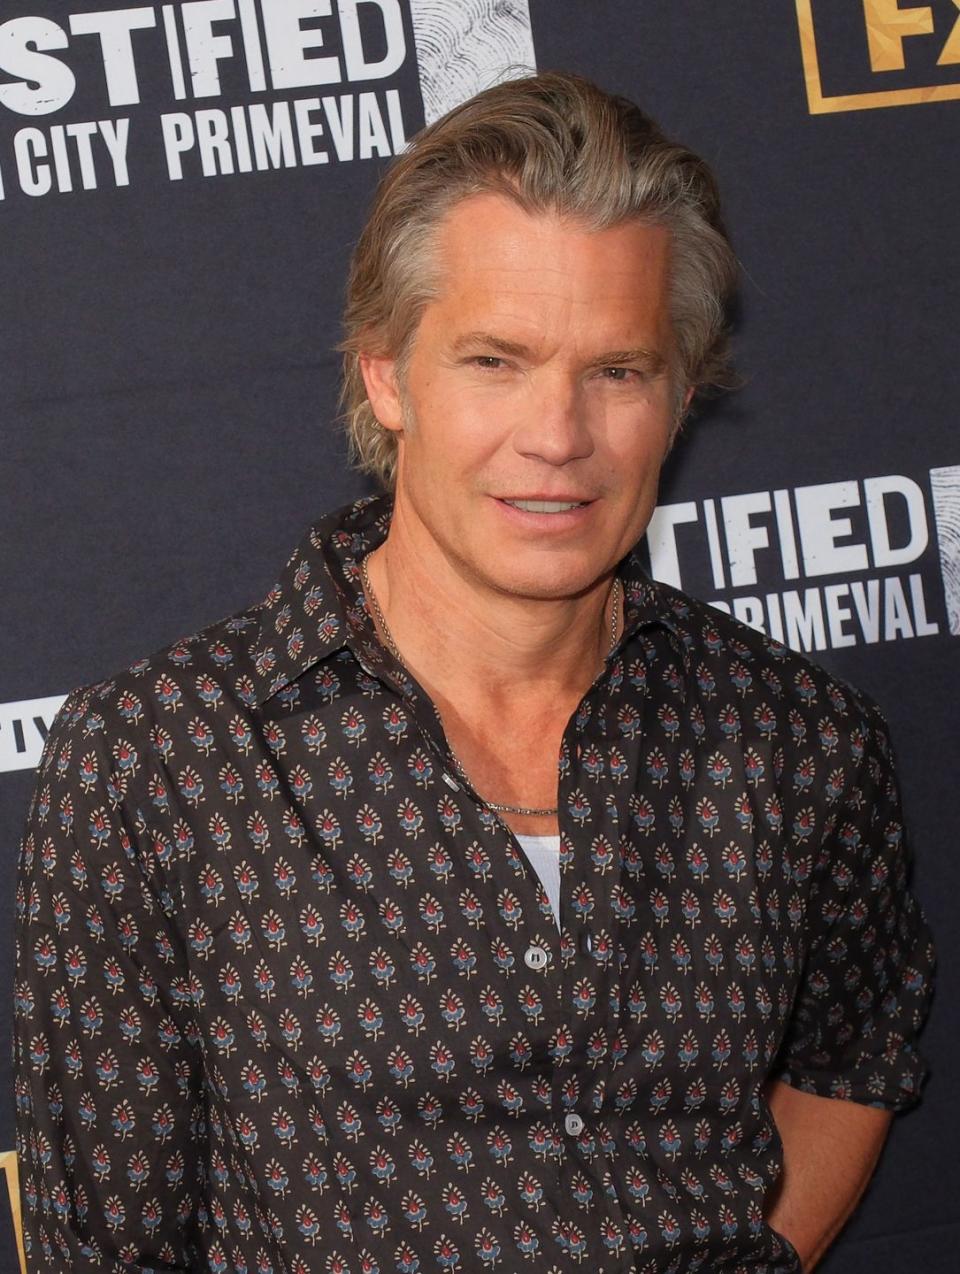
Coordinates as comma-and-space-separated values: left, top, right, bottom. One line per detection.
485, 565, 601, 601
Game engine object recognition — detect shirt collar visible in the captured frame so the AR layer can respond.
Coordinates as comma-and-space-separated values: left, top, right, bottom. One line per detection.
250, 492, 690, 709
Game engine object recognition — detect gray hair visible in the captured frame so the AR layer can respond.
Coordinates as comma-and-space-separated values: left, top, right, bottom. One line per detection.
336, 70, 738, 490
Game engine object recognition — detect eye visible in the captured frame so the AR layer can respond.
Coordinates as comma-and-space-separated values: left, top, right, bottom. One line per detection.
472, 356, 506, 370
601, 366, 641, 382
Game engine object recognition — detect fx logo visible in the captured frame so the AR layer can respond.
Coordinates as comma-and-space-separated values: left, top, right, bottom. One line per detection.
796, 0, 960, 112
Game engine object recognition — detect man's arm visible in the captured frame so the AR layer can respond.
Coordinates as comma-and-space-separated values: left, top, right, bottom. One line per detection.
13, 688, 206, 1271
762, 1079, 892, 1272
760, 698, 935, 1271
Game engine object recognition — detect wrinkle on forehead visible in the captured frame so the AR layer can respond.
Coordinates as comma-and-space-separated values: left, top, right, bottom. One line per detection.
419, 196, 674, 364
428, 193, 672, 319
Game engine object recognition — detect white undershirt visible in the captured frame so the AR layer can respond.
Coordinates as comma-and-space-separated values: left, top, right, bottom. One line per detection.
515, 833, 562, 930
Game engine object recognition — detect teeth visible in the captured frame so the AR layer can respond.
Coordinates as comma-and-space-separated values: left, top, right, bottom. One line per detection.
505, 499, 585, 513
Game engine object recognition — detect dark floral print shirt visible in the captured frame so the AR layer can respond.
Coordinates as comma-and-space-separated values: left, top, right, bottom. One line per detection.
13, 492, 935, 1274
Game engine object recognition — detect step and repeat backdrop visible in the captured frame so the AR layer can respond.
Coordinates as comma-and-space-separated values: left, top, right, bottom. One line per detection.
2, 2, 957, 1271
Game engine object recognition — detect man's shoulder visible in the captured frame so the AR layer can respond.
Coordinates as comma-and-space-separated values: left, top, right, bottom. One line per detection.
650, 577, 886, 734
44, 599, 267, 777
37, 493, 386, 792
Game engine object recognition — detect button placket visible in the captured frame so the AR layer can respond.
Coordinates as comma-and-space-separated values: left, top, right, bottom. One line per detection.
549, 666, 646, 1274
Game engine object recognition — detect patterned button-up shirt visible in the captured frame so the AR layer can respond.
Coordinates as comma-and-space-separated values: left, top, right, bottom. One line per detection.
13, 491, 935, 1274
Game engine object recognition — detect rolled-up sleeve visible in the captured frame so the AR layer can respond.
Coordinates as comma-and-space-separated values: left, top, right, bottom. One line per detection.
12, 687, 206, 1271
770, 700, 936, 1111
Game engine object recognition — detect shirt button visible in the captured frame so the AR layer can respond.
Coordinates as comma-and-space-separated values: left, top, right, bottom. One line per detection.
579, 931, 593, 954
524, 945, 549, 971
564, 1112, 584, 1136
441, 771, 460, 791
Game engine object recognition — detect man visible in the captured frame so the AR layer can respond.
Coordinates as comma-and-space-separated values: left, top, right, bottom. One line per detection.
14, 71, 934, 1274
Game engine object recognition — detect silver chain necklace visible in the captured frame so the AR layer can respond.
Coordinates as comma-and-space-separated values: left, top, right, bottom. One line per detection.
360, 551, 621, 816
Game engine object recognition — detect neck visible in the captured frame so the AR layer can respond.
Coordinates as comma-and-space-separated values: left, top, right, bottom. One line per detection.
363, 497, 621, 713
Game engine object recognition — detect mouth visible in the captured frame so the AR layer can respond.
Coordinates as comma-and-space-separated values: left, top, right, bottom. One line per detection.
497, 497, 593, 514
488, 491, 595, 522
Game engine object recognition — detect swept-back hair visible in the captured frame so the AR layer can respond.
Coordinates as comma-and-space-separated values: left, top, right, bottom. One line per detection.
337, 70, 738, 490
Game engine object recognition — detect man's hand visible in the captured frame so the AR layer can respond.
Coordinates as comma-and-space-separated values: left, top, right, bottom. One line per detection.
762, 1078, 893, 1272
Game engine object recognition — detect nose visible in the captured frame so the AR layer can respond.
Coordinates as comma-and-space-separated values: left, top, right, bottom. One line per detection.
511, 369, 596, 466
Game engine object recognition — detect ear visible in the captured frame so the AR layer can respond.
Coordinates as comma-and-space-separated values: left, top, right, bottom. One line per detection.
359, 352, 405, 433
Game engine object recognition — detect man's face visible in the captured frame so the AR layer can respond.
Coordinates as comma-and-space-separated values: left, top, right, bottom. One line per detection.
362, 191, 683, 602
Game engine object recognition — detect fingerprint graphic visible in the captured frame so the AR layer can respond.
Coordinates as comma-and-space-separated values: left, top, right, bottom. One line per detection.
409, 0, 536, 124
930, 465, 960, 636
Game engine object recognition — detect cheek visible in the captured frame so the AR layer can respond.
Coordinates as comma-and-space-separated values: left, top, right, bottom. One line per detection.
605, 422, 672, 478
401, 415, 490, 496
421, 397, 510, 466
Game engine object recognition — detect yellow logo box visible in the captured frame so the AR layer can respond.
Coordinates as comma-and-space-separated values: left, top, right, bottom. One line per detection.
796, 0, 960, 113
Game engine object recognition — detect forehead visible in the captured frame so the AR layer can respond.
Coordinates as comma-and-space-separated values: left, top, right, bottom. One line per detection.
425, 192, 673, 337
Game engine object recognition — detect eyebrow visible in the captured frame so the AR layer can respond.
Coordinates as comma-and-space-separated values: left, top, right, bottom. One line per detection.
449, 330, 667, 374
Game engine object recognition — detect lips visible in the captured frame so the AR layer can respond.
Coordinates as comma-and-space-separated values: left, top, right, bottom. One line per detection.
492, 495, 596, 525
501, 498, 589, 513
